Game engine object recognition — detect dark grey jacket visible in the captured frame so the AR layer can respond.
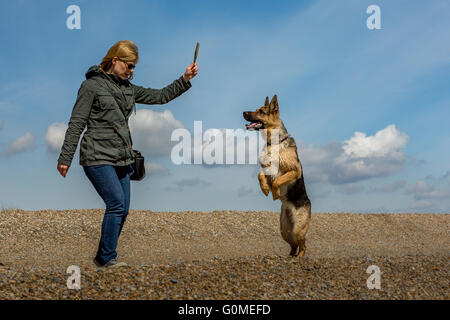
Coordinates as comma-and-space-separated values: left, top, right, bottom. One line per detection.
58, 65, 191, 167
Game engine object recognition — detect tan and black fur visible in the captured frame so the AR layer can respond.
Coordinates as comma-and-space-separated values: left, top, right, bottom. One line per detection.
243, 95, 311, 257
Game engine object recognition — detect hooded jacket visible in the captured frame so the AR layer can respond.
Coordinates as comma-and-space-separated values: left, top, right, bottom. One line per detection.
58, 65, 191, 167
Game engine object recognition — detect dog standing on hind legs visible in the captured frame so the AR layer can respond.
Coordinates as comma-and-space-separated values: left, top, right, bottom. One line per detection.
243, 95, 311, 257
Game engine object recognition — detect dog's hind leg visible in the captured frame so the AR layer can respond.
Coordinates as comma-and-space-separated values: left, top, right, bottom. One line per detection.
293, 204, 311, 258
280, 202, 298, 257
289, 244, 299, 257
297, 235, 306, 257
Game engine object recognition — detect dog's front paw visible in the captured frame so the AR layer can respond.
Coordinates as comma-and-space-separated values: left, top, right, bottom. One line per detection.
272, 187, 280, 200
261, 184, 270, 196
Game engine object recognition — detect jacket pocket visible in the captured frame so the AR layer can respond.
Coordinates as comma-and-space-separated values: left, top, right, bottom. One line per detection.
97, 93, 117, 110
92, 133, 122, 161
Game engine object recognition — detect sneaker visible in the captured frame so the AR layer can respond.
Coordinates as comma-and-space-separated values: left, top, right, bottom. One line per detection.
93, 258, 103, 267
104, 258, 128, 268
93, 258, 128, 268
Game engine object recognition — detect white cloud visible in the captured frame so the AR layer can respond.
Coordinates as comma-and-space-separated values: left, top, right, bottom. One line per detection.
129, 109, 184, 157
45, 122, 68, 153
331, 125, 409, 184
300, 125, 410, 185
2, 132, 36, 157
342, 125, 409, 160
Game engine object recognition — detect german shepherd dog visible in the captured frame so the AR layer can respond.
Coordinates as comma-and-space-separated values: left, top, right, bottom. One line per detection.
243, 95, 311, 257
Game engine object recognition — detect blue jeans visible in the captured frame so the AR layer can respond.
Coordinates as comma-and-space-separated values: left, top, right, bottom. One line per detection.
83, 164, 134, 265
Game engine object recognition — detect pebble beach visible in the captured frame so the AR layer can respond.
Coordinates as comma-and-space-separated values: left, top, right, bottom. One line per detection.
0, 209, 448, 299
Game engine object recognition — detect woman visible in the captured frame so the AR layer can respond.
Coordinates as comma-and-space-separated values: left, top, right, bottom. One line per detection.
57, 40, 198, 268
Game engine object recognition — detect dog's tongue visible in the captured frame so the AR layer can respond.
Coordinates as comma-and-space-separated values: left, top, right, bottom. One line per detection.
246, 122, 259, 129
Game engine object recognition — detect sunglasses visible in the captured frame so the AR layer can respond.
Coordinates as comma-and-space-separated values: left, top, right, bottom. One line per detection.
118, 58, 136, 70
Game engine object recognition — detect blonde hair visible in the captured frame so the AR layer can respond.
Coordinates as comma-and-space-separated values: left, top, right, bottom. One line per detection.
100, 40, 139, 73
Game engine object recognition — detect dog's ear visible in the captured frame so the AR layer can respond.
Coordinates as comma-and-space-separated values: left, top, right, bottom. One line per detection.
269, 94, 279, 113
264, 96, 270, 107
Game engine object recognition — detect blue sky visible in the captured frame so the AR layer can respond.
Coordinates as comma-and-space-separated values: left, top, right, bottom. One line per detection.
0, 0, 449, 213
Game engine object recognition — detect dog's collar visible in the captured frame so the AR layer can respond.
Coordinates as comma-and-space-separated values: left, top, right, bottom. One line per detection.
266, 134, 290, 146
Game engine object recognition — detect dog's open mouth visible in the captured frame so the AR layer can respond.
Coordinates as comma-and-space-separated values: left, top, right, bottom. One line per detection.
245, 121, 264, 131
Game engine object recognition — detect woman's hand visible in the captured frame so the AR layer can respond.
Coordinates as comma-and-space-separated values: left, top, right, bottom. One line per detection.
57, 163, 70, 178
183, 63, 199, 82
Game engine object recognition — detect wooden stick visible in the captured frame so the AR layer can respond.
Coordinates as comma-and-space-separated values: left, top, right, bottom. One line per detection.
193, 42, 200, 64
